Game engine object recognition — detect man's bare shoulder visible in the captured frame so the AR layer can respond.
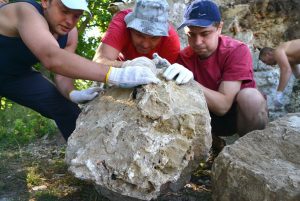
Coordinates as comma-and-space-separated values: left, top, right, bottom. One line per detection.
1, 1, 38, 15
277, 39, 300, 51
286, 39, 300, 57
275, 39, 300, 64
14, 1, 41, 16
0, 2, 41, 36
288, 39, 300, 45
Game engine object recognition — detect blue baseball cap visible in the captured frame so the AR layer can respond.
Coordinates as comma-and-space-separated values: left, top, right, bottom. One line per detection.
178, 0, 221, 30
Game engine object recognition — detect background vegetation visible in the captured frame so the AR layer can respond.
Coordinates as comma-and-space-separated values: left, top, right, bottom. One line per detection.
0, 0, 113, 148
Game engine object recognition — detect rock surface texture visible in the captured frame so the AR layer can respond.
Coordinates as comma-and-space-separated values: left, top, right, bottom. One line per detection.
65, 78, 212, 201
212, 113, 300, 201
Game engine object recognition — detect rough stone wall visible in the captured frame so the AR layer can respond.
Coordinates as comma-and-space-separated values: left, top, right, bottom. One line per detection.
216, 0, 300, 47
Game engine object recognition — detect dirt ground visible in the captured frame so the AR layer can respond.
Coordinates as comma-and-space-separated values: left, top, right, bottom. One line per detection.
0, 133, 212, 201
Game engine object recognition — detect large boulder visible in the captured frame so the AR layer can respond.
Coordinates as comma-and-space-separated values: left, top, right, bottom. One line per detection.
212, 113, 300, 201
65, 77, 211, 201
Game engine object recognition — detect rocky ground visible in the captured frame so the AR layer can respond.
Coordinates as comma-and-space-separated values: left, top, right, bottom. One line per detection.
0, 133, 213, 201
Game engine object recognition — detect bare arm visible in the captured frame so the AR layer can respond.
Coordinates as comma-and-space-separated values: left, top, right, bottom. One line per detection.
54, 28, 78, 99
16, 3, 109, 81
274, 48, 293, 92
0, 0, 8, 4
93, 42, 124, 67
200, 81, 242, 116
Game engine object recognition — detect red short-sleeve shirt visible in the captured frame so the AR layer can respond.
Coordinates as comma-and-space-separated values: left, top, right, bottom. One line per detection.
177, 35, 256, 90
101, 9, 180, 64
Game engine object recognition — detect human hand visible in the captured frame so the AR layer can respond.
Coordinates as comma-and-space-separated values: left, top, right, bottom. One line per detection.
163, 63, 194, 84
152, 53, 171, 68
121, 57, 156, 73
106, 66, 160, 88
120, 60, 132, 68
0, 0, 8, 4
69, 87, 102, 104
274, 91, 284, 108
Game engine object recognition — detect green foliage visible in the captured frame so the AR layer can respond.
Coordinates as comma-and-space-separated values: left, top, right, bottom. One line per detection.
77, 35, 100, 60
77, 0, 113, 59
74, 0, 113, 93
74, 79, 94, 90
0, 103, 57, 148
0, 97, 12, 110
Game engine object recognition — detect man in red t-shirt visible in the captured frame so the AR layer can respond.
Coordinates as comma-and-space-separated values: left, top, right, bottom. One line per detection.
93, 0, 180, 68
168, 0, 269, 159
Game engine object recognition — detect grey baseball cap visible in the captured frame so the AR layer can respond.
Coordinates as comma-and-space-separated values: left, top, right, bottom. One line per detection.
124, 0, 169, 36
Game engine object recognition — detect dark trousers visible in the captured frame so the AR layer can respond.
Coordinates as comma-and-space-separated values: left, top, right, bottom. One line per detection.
0, 71, 81, 140
210, 103, 237, 137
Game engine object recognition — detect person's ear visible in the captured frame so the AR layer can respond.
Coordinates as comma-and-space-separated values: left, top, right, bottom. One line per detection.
217, 21, 223, 34
41, 0, 49, 9
219, 21, 224, 28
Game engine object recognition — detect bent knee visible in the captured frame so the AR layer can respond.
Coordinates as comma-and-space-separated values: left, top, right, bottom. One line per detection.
236, 88, 268, 118
236, 88, 268, 129
236, 88, 266, 105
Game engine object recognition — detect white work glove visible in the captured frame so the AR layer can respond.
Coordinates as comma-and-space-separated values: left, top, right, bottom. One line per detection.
121, 57, 156, 73
69, 87, 102, 104
274, 91, 284, 108
121, 60, 132, 68
152, 53, 171, 68
106, 66, 160, 88
163, 63, 194, 84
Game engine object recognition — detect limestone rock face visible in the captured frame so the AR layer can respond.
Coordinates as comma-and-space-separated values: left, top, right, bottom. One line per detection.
65, 79, 211, 201
286, 79, 300, 114
212, 113, 300, 201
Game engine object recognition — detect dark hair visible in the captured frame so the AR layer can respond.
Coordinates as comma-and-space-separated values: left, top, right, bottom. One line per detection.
259, 47, 274, 60
213, 22, 221, 28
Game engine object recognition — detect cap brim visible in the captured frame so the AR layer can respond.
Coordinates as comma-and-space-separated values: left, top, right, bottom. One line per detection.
177, 19, 214, 30
61, 0, 91, 15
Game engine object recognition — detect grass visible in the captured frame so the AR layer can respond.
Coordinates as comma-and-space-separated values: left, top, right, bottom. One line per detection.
0, 102, 109, 201
0, 133, 109, 201
0, 100, 57, 148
